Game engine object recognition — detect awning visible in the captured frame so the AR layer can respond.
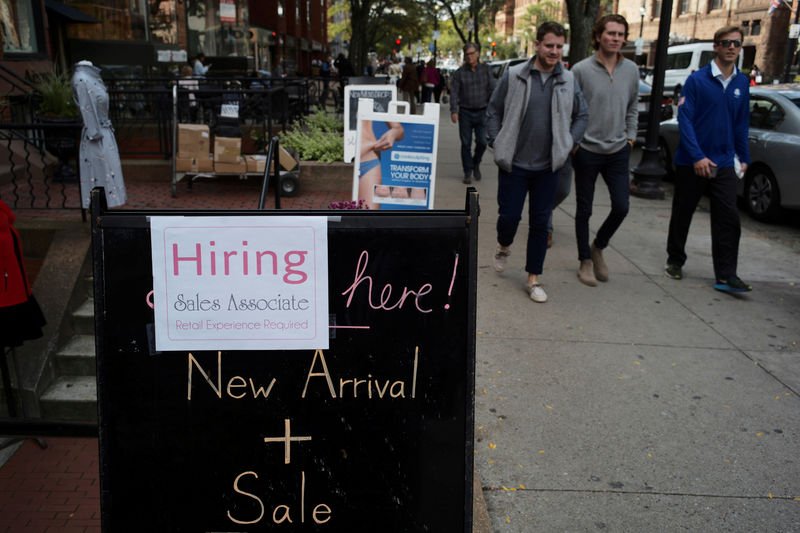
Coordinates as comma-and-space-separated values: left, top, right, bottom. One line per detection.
45, 0, 100, 23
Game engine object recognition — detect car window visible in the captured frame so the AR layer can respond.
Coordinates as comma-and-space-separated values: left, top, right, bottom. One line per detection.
699, 51, 715, 68
749, 96, 783, 130
667, 52, 691, 69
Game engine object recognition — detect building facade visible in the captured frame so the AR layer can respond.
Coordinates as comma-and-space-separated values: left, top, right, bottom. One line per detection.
0, 0, 328, 81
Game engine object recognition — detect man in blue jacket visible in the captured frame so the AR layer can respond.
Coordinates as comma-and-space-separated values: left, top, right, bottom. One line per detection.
665, 25, 752, 293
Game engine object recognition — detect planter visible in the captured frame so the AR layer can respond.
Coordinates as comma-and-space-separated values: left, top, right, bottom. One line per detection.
37, 115, 81, 183
298, 161, 352, 193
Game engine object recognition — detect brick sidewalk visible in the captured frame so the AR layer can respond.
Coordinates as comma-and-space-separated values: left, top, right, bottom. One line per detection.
0, 438, 100, 533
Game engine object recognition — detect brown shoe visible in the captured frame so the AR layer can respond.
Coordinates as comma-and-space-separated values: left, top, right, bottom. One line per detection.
590, 243, 609, 282
547, 232, 553, 249
577, 259, 597, 287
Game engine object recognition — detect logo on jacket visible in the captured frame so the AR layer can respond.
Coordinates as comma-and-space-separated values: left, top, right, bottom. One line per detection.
734, 88, 741, 98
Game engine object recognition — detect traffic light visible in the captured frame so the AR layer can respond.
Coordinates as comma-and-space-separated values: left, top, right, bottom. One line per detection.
491, 41, 496, 56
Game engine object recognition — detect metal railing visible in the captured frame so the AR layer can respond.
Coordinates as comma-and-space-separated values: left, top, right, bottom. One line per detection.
0, 122, 83, 215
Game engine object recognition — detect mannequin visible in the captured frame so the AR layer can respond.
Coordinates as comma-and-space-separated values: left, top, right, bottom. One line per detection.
72, 60, 127, 208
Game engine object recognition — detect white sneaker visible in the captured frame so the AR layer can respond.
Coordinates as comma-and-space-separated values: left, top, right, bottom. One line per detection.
493, 246, 510, 272
526, 282, 547, 303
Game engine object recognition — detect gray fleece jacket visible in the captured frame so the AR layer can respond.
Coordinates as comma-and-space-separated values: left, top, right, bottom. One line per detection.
487, 58, 588, 173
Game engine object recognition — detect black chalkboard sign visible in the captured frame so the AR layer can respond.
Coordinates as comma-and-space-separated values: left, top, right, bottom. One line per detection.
91, 189, 478, 532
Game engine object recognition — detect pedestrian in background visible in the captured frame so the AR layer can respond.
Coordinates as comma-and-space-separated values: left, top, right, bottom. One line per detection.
487, 22, 588, 303
399, 57, 419, 114
571, 14, 639, 287
664, 25, 752, 293
421, 59, 440, 103
450, 42, 495, 184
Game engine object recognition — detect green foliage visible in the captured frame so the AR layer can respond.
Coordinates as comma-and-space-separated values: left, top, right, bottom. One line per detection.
35, 72, 78, 118
279, 111, 344, 163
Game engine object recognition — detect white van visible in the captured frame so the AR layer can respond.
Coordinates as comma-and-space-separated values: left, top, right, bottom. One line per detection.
645, 42, 743, 99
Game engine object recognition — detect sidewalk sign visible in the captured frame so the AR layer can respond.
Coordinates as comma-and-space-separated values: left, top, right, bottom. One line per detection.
343, 85, 397, 163
352, 101, 439, 210
90, 188, 478, 532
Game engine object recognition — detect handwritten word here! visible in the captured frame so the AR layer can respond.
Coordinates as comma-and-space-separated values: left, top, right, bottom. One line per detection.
150, 216, 329, 351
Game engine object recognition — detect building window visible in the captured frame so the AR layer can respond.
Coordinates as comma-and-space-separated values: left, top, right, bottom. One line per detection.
652, 0, 662, 17
186, 0, 250, 56
678, 0, 690, 15
1, 0, 41, 54
63, 0, 176, 43
707, 0, 722, 12
751, 19, 761, 36
296, 1, 300, 23
278, 0, 284, 17
306, 0, 311, 28
148, 0, 178, 44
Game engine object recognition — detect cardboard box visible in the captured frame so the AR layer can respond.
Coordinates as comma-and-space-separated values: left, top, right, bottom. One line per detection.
278, 146, 298, 171
178, 124, 210, 157
214, 137, 242, 163
176, 154, 214, 173
214, 156, 247, 174
245, 155, 268, 173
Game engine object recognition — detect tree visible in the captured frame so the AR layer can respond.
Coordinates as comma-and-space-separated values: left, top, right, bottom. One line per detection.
438, 0, 504, 49
517, 0, 564, 56
343, 0, 427, 73
564, 0, 603, 64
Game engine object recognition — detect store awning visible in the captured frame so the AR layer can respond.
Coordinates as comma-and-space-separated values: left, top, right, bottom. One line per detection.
45, 0, 100, 23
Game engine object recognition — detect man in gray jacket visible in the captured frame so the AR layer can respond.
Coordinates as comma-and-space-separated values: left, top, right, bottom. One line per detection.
487, 22, 588, 303
571, 14, 639, 286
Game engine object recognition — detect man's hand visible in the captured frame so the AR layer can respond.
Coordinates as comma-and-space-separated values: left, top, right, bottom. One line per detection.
739, 162, 748, 176
451, 113, 458, 124
693, 157, 717, 178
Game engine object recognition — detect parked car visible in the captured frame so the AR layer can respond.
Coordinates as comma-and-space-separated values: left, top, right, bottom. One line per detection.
644, 42, 743, 99
658, 84, 800, 221
489, 57, 528, 79
638, 79, 674, 140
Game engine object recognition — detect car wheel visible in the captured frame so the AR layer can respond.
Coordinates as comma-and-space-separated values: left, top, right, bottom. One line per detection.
658, 138, 674, 181
745, 166, 781, 222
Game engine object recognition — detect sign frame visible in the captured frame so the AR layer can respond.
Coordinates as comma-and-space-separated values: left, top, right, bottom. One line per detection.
343, 84, 398, 163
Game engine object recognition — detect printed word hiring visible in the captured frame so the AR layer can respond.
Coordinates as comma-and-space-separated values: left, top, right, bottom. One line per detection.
171, 240, 308, 284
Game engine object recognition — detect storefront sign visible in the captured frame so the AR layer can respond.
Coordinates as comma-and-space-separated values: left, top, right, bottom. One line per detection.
220, 0, 236, 23
150, 216, 329, 351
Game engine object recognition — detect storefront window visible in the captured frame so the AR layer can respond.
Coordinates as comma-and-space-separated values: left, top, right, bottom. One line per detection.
63, 0, 175, 43
186, 0, 250, 57
1, 0, 40, 54
64, 0, 146, 41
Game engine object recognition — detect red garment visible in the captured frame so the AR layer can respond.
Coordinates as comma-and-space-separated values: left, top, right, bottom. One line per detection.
0, 200, 29, 308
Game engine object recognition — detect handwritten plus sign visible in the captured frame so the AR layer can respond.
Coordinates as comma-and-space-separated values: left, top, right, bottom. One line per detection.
264, 419, 312, 464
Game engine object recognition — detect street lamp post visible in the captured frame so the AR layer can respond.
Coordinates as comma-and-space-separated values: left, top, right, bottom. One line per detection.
637, 4, 646, 65
630, 0, 675, 199
433, 5, 439, 62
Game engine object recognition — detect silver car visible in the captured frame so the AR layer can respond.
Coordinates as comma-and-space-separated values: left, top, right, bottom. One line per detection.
658, 84, 800, 222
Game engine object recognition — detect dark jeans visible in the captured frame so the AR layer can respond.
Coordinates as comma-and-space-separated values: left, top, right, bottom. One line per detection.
458, 107, 487, 176
667, 165, 741, 280
422, 85, 434, 103
547, 156, 573, 233
496, 165, 560, 275
573, 145, 631, 261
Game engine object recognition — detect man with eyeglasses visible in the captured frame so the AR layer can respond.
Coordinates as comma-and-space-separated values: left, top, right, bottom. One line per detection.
450, 42, 495, 184
665, 25, 752, 293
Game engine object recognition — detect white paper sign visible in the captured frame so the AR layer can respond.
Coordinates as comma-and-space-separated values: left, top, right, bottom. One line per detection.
150, 216, 329, 351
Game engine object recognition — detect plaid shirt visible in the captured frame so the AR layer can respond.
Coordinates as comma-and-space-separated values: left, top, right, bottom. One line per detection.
449, 62, 495, 114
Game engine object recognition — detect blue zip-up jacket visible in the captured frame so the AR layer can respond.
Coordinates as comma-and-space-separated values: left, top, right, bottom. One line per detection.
674, 63, 750, 168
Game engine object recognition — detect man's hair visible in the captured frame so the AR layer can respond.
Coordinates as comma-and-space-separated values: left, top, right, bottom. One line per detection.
592, 14, 629, 49
536, 21, 567, 42
463, 42, 480, 53
714, 25, 745, 43
197, 53, 205, 60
